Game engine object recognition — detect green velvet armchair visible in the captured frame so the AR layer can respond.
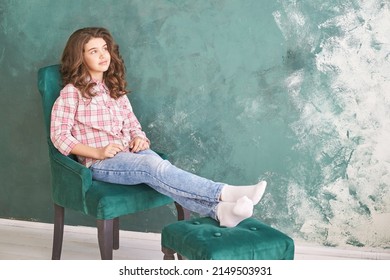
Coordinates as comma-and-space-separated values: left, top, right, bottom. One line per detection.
37, 64, 190, 260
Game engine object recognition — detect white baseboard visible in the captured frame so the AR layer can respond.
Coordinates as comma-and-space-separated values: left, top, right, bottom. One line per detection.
294, 242, 390, 260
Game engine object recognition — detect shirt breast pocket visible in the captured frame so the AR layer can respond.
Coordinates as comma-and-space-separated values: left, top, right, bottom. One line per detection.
76, 97, 112, 131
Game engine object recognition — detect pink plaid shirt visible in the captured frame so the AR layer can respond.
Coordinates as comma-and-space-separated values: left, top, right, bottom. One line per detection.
50, 81, 148, 167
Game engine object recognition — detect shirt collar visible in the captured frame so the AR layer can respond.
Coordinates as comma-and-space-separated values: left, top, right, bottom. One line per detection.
91, 79, 109, 93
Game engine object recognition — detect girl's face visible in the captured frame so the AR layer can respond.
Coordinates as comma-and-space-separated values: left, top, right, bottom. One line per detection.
83, 37, 111, 81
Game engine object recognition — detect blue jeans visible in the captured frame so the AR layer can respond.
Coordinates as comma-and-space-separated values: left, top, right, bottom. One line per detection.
89, 149, 224, 220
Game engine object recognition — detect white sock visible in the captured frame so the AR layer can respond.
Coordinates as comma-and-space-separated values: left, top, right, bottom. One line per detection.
217, 196, 254, 228
220, 180, 267, 205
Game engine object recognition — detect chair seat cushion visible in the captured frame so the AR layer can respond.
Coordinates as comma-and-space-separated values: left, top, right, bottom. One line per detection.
161, 217, 295, 260
85, 181, 173, 219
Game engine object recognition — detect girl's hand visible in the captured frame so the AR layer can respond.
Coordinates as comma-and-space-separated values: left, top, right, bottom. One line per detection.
129, 137, 150, 153
98, 143, 124, 159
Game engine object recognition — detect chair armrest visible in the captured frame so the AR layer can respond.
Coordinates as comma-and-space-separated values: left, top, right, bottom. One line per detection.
48, 142, 92, 213
48, 141, 168, 214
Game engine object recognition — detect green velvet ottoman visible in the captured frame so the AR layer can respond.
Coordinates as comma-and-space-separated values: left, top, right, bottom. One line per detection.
161, 217, 295, 260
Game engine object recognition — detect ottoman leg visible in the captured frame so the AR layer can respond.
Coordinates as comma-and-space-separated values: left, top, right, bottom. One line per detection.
162, 246, 176, 260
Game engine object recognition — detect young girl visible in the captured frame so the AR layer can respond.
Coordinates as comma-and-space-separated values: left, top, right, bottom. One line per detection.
51, 27, 267, 227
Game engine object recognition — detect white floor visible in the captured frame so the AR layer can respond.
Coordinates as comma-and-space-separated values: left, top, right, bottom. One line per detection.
0, 218, 389, 260
0, 218, 163, 260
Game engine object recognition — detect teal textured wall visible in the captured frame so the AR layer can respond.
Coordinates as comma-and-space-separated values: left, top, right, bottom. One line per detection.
0, 0, 389, 249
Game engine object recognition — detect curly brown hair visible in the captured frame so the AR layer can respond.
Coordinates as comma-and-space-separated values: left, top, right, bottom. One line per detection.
60, 27, 128, 99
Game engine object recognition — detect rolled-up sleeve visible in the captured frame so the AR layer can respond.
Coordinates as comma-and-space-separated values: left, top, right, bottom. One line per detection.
50, 85, 80, 155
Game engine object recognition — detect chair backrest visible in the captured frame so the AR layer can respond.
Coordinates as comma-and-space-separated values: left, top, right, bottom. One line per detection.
38, 64, 80, 163
37, 64, 62, 136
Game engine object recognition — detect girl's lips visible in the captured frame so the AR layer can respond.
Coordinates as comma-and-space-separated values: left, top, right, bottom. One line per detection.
99, 61, 108, 65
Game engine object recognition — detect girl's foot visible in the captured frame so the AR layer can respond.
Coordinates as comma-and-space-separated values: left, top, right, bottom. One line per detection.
217, 196, 254, 227
221, 181, 267, 205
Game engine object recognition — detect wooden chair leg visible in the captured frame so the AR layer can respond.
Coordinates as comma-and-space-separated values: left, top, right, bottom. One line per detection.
52, 203, 64, 260
174, 202, 191, 221
97, 219, 114, 260
166, 202, 189, 260
113, 217, 119, 250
